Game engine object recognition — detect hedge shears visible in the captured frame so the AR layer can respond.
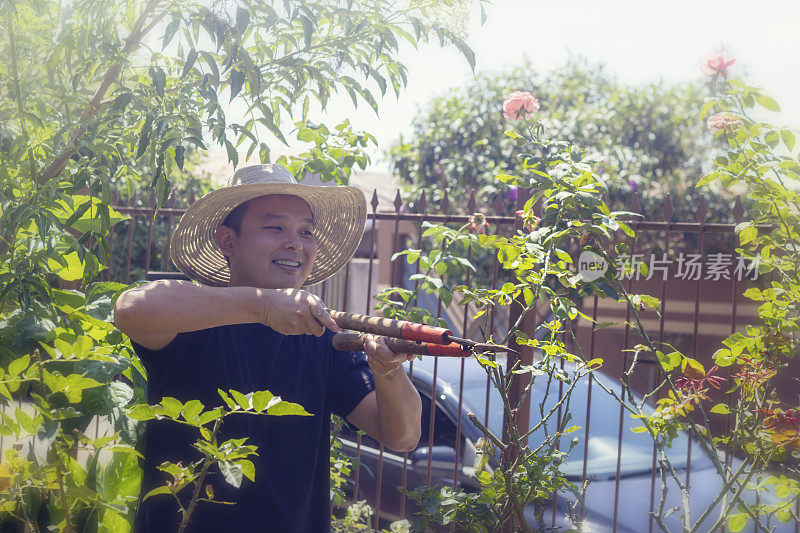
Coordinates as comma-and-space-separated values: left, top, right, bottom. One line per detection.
327, 309, 519, 358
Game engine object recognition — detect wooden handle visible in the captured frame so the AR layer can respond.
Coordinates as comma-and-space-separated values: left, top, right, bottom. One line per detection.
331, 333, 470, 358
327, 310, 452, 344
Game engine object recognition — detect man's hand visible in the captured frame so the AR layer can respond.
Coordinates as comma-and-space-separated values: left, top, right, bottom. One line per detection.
258, 288, 340, 337
363, 334, 414, 377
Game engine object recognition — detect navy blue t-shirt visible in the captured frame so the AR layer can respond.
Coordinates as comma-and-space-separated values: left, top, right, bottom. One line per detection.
131, 324, 375, 533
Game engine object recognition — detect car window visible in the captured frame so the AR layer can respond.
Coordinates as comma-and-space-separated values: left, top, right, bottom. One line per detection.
418, 391, 458, 449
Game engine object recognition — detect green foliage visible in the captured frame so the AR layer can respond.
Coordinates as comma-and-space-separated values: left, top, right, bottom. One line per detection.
130, 388, 309, 531
0, 0, 478, 530
389, 58, 735, 222
611, 78, 800, 531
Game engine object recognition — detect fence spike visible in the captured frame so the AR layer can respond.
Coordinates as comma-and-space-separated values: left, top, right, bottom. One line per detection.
111, 189, 119, 205
493, 194, 504, 215
371, 189, 379, 212
467, 189, 477, 213
662, 194, 674, 222
149, 189, 156, 207
440, 190, 450, 215
695, 195, 708, 222
418, 190, 427, 214
168, 188, 177, 207
733, 196, 744, 224
632, 192, 642, 215
189, 189, 196, 204
393, 189, 403, 212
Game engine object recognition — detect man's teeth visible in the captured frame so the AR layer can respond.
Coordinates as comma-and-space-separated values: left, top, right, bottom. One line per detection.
275, 260, 300, 267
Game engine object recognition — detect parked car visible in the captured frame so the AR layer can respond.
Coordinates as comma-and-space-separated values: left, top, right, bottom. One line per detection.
339, 356, 794, 532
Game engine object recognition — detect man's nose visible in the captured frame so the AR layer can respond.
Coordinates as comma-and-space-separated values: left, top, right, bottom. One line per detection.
282, 233, 302, 250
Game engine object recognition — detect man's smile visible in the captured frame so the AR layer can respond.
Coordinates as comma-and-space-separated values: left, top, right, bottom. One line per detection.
273, 259, 302, 271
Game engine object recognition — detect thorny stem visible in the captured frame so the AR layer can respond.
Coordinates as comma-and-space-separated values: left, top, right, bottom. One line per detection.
707, 468, 759, 533
689, 457, 753, 533
607, 271, 772, 531
177, 417, 222, 533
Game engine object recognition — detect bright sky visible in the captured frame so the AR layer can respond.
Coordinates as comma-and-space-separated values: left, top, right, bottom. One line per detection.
291, 0, 800, 173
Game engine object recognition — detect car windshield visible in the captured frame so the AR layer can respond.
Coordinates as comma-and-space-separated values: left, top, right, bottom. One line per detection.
461, 373, 696, 477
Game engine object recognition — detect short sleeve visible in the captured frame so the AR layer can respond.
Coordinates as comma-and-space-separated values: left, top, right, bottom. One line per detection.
129, 332, 193, 363
328, 345, 375, 420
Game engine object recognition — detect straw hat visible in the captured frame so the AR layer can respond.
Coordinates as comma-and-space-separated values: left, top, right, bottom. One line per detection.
170, 164, 366, 287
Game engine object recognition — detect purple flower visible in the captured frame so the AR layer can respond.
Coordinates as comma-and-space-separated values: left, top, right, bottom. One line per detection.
628, 180, 639, 193
504, 185, 518, 202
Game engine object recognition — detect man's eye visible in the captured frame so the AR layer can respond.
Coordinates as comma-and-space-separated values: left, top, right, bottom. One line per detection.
302, 230, 314, 236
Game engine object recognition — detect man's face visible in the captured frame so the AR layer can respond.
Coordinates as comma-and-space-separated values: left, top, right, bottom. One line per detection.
217, 194, 317, 289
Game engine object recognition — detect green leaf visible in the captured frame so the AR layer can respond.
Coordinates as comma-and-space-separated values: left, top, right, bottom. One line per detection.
695, 172, 718, 188
755, 94, 780, 111
780, 129, 795, 151
8, 355, 30, 377
143, 486, 172, 501
236, 7, 249, 34
162, 19, 180, 49
198, 407, 223, 426
657, 350, 682, 372
554, 249, 572, 264
15, 407, 39, 434
229, 390, 251, 410
229, 70, 246, 102
47, 252, 85, 282
219, 461, 243, 488
218, 389, 236, 410
595, 282, 619, 300
182, 400, 204, 424
727, 514, 748, 532
160, 397, 183, 419
127, 404, 155, 421
148, 66, 166, 98
451, 36, 475, 72
710, 403, 732, 415
181, 49, 198, 79
739, 225, 757, 245
300, 16, 314, 49
225, 140, 239, 167
266, 399, 311, 417
252, 390, 273, 412
698, 100, 715, 119
765, 131, 780, 149
239, 459, 255, 482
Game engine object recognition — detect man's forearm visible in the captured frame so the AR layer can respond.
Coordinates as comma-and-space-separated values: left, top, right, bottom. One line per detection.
113, 280, 263, 336
373, 368, 422, 452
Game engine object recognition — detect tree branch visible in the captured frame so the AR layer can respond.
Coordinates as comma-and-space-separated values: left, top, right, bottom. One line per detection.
37, 0, 163, 186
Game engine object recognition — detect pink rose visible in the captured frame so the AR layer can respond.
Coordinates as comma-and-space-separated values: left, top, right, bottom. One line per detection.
707, 113, 743, 132
701, 51, 736, 77
503, 91, 539, 120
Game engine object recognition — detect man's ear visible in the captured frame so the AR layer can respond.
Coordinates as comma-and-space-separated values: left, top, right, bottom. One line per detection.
215, 225, 235, 261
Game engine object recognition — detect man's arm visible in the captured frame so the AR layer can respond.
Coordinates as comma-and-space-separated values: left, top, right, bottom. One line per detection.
113, 280, 339, 350
345, 335, 422, 452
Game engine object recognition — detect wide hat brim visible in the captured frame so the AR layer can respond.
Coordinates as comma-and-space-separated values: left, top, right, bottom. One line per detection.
170, 182, 367, 287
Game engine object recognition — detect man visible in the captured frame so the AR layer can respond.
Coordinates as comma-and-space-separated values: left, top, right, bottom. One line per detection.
114, 164, 422, 532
